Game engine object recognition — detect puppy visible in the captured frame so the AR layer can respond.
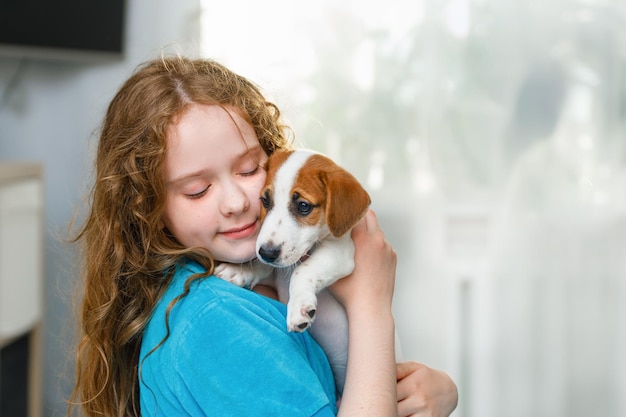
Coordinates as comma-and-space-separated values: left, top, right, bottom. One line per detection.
215, 148, 371, 392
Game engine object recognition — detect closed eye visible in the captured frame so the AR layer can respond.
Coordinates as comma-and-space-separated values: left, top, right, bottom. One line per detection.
186, 186, 210, 199
240, 165, 261, 177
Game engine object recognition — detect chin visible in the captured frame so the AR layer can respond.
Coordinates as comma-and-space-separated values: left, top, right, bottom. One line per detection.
220, 248, 258, 264
232, 254, 258, 264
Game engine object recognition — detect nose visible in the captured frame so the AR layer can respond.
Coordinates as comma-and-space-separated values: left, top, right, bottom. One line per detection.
258, 244, 281, 264
220, 180, 250, 215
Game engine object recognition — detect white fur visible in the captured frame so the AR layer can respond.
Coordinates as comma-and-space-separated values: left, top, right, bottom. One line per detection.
256, 150, 326, 267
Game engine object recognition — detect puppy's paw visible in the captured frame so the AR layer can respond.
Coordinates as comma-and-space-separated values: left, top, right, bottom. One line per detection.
214, 263, 255, 287
287, 294, 318, 332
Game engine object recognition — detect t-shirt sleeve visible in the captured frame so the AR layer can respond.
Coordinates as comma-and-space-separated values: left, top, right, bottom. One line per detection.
142, 294, 337, 417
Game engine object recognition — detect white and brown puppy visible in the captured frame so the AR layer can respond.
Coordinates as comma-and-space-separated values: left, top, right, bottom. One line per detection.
215, 148, 371, 391
258, 149, 371, 330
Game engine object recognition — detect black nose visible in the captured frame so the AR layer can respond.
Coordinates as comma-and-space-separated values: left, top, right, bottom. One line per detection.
259, 245, 281, 263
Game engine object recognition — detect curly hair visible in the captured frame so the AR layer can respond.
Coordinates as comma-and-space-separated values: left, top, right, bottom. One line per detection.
68, 56, 293, 417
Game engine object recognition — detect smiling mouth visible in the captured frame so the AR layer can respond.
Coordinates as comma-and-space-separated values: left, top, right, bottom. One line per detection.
221, 221, 258, 239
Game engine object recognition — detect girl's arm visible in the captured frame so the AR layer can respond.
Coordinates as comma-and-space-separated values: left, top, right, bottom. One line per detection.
330, 209, 399, 417
252, 210, 459, 417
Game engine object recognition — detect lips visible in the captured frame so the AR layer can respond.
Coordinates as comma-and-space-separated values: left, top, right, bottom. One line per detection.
220, 221, 258, 240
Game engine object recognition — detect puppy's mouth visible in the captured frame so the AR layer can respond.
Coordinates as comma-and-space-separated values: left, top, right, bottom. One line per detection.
257, 242, 317, 266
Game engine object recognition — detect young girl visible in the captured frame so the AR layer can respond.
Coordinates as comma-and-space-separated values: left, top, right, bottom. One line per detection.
69, 56, 458, 417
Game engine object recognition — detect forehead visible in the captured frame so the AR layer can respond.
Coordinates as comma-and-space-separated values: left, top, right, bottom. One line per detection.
164, 104, 263, 180
168, 104, 258, 150
169, 104, 254, 139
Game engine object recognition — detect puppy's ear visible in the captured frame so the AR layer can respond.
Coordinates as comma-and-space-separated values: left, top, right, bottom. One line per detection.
322, 164, 371, 237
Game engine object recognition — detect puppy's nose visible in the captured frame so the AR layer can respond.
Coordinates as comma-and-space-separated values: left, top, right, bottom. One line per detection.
259, 245, 281, 263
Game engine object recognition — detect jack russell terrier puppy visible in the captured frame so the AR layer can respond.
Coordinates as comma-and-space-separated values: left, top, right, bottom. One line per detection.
215, 148, 373, 392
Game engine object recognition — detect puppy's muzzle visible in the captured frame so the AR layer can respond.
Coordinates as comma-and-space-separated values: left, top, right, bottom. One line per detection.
258, 244, 281, 264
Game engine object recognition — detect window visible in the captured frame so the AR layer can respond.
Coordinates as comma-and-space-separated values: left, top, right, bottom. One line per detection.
201, 1, 626, 416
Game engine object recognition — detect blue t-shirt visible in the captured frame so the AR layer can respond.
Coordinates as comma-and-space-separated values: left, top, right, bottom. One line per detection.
139, 260, 338, 416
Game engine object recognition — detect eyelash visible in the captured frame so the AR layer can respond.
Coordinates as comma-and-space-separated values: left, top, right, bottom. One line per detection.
184, 166, 260, 200
241, 165, 260, 177
186, 186, 209, 199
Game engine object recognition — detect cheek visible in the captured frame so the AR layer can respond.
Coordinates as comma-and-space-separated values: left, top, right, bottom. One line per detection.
160, 197, 177, 231
161, 203, 186, 241
161, 195, 206, 244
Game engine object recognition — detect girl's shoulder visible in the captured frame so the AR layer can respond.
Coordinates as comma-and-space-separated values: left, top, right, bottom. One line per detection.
142, 260, 289, 355
139, 260, 338, 416
157, 260, 286, 328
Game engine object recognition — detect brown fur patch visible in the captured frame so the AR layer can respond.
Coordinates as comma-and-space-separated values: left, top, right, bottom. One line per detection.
294, 153, 370, 236
262, 150, 370, 235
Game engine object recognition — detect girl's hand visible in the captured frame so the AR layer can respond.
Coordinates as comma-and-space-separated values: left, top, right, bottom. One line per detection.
396, 362, 458, 417
330, 209, 397, 315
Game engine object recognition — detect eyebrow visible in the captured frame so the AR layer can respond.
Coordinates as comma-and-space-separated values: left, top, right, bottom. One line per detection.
167, 169, 208, 186
166, 145, 265, 185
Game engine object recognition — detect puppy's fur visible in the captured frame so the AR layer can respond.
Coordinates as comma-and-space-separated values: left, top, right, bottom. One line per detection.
215, 149, 370, 391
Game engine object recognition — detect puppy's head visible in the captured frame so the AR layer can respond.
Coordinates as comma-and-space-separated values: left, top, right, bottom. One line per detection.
256, 149, 370, 267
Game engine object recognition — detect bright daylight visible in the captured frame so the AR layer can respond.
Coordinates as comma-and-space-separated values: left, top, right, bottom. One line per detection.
0, 0, 625, 416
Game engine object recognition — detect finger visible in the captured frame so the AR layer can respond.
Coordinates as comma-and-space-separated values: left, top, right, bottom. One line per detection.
396, 363, 416, 402
350, 213, 370, 243
354, 215, 367, 231
363, 209, 380, 233
396, 361, 418, 380
397, 398, 418, 417
397, 376, 416, 402
364, 208, 379, 232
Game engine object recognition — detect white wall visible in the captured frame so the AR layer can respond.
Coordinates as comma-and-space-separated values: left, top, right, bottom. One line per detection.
0, 0, 200, 414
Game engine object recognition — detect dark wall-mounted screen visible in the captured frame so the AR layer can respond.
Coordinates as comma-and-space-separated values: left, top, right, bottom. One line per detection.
0, 0, 126, 61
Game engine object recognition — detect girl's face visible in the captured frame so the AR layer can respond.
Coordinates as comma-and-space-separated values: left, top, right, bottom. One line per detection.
162, 104, 268, 263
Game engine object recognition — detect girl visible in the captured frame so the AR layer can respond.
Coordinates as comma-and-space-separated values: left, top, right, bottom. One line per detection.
69, 56, 457, 417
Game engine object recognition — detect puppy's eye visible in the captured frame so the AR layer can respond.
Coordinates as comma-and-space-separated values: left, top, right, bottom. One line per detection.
296, 201, 313, 215
290, 193, 318, 217
260, 189, 272, 210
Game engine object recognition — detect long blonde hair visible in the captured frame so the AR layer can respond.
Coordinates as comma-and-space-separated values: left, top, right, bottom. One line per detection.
69, 56, 292, 417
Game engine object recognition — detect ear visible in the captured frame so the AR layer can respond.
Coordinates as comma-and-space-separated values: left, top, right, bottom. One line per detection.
323, 166, 371, 237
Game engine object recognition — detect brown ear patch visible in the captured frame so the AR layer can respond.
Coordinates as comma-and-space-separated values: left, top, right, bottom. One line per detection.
299, 153, 370, 237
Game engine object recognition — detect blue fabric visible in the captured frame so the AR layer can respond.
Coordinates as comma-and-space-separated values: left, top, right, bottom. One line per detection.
139, 260, 338, 417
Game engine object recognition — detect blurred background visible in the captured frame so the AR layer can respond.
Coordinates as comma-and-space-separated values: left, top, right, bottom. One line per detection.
1, 0, 625, 416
